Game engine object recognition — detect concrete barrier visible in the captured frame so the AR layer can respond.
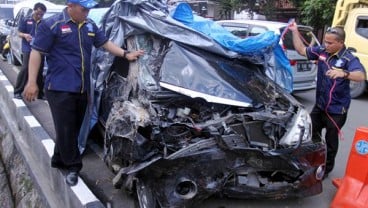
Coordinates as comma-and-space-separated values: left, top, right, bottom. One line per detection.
0, 69, 105, 208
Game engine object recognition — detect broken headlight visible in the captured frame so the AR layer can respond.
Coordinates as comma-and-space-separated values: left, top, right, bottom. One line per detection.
279, 108, 312, 147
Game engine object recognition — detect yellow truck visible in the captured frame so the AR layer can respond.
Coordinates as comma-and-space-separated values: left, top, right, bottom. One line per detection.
332, 0, 368, 98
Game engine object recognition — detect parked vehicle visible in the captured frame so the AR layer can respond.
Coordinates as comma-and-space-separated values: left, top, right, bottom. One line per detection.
0, 4, 13, 20
216, 19, 320, 92
1, 35, 10, 61
7, 2, 64, 66
90, 1, 326, 207
88, 7, 109, 27
332, 0, 368, 98
0, 4, 14, 54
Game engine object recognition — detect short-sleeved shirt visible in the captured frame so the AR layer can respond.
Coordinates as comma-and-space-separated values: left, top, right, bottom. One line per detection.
18, 15, 40, 53
306, 46, 366, 114
31, 8, 108, 93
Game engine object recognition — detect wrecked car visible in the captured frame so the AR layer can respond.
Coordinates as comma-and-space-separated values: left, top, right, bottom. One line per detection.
89, 0, 326, 207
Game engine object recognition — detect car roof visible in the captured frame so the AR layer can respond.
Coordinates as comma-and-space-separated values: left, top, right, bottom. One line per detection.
218, 19, 288, 27
216, 19, 313, 33
0, 4, 14, 8
88, 7, 109, 25
0, 4, 14, 19
13, 0, 63, 17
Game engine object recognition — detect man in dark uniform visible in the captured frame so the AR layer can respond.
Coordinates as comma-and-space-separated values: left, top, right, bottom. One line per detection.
289, 22, 366, 178
14, 2, 46, 99
23, 0, 144, 186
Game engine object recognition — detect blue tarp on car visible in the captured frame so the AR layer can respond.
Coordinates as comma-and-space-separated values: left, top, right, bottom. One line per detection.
78, 1, 325, 207
171, 2, 293, 92
79, 0, 293, 152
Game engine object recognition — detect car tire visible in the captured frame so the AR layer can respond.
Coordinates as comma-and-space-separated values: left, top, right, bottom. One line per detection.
350, 80, 367, 98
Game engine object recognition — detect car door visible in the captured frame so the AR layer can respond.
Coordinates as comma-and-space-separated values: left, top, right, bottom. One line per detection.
9, 7, 32, 65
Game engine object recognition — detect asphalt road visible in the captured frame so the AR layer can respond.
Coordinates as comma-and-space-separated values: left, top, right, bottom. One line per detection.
1, 58, 367, 208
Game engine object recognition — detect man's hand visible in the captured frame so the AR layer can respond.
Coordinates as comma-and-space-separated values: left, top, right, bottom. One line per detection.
23, 34, 32, 42
125, 49, 145, 61
288, 20, 298, 32
23, 82, 39, 102
326, 69, 345, 79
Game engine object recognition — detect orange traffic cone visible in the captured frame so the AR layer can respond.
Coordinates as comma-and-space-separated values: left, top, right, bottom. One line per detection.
330, 127, 368, 208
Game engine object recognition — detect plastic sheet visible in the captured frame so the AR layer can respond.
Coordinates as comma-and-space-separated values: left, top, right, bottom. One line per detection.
81, 0, 292, 154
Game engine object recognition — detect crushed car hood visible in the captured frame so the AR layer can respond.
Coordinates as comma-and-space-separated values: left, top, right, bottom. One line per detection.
82, 1, 326, 207
78, 0, 296, 152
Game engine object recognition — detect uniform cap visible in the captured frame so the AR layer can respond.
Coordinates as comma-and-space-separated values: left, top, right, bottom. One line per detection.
68, 0, 98, 9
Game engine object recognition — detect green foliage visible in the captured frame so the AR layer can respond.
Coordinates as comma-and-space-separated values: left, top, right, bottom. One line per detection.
215, 0, 244, 19
288, 0, 305, 8
300, 0, 337, 29
258, 0, 276, 18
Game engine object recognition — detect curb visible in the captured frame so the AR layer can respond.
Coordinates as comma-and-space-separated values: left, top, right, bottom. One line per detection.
0, 69, 105, 208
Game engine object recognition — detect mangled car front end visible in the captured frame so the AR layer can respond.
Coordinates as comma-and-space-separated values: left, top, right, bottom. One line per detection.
90, 1, 326, 207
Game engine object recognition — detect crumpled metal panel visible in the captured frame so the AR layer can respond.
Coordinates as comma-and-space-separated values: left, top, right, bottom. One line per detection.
88, 0, 326, 207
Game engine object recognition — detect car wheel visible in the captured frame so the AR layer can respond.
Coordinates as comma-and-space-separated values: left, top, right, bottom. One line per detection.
10, 49, 21, 66
350, 80, 366, 98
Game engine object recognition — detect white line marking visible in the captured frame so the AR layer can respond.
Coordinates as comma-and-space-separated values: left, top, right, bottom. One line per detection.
41, 139, 54, 157
71, 180, 99, 205
2, 67, 101, 206
24, 116, 41, 127
5, 85, 14, 92
0, 74, 7, 80
13, 98, 26, 107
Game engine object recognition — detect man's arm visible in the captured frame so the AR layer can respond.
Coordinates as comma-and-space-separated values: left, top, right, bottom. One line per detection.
326, 69, 366, 81
288, 22, 307, 56
102, 41, 144, 61
18, 18, 32, 42
23, 49, 42, 102
18, 31, 32, 42
346, 71, 366, 82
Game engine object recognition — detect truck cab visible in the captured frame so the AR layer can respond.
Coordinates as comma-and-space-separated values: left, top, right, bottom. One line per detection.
332, 0, 368, 98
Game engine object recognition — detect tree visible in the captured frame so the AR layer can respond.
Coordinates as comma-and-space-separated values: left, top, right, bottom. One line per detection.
215, 0, 243, 20
256, 0, 276, 19
289, 0, 305, 8
300, 0, 337, 30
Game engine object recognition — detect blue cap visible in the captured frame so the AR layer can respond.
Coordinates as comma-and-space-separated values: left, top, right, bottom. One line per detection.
68, 0, 98, 9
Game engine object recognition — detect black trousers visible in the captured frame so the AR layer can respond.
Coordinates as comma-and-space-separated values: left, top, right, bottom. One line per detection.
310, 105, 347, 174
46, 90, 88, 172
14, 52, 44, 97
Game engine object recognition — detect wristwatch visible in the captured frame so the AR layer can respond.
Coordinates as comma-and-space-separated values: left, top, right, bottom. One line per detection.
343, 70, 350, 79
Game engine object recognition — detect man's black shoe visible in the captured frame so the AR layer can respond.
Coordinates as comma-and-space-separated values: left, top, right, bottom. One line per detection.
65, 171, 78, 186
51, 160, 65, 169
14, 93, 22, 99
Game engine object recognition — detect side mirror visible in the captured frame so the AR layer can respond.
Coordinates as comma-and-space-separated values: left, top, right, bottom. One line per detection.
5, 19, 14, 27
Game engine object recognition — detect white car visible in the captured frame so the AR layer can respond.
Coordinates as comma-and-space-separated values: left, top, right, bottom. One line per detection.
217, 19, 320, 91
7, 3, 64, 66
88, 7, 109, 27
